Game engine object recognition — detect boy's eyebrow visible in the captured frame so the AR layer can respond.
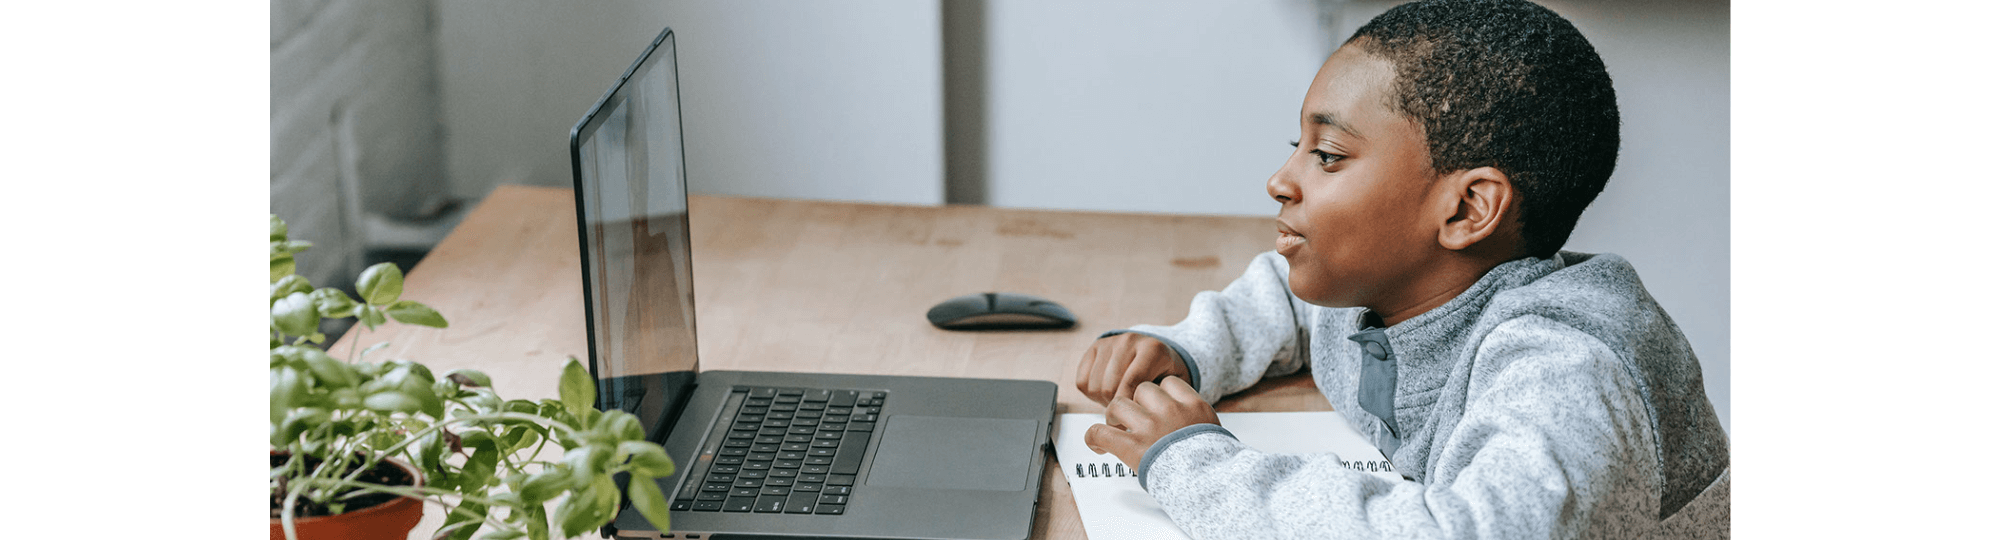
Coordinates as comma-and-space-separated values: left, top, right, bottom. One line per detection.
1310, 112, 1366, 141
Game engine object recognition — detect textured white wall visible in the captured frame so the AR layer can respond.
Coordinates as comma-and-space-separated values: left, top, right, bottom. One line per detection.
980, 0, 1730, 432
270, 0, 451, 288
434, 0, 944, 205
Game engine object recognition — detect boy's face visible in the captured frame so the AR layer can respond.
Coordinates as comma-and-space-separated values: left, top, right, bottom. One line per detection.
1269, 44, 1444, 310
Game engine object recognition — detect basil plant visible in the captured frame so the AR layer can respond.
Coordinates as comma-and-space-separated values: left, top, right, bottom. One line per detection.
270, 215, 673, 540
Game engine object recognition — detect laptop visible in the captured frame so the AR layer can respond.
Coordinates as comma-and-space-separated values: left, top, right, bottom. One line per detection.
568, 27, 1057, 540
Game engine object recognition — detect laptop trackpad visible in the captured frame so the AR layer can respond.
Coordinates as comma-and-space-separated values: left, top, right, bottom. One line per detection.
864, 416, 1036, 491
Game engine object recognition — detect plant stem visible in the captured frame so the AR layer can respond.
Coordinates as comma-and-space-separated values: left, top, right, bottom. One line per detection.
338, 412, 579, 486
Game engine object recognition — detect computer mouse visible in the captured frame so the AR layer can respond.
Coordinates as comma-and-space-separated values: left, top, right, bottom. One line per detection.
926, 292, 1077, 330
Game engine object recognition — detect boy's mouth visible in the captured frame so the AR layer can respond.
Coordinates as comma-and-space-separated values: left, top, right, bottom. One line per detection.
1276, 220, 1305, 255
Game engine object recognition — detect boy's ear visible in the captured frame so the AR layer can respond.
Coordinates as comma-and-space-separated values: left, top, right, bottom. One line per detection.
1434, 166, 1516, 252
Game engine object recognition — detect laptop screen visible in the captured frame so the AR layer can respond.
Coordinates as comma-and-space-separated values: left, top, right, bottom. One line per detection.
569, 28, 700, 439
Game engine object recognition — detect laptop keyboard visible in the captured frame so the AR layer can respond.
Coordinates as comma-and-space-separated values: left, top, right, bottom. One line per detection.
670, 386, 888, 516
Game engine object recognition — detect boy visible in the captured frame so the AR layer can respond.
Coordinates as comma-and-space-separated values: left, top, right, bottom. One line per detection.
1075, 0, 1730, 538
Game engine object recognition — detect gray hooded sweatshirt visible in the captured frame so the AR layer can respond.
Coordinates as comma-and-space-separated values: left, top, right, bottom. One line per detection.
1113, 251, 1729, 539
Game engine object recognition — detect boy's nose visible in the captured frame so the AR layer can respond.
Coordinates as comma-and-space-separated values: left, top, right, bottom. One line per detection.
1267, 168, 1299, 204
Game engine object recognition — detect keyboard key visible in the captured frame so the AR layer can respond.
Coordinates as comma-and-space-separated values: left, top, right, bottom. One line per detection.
766, 477, 795, 487
826, 408, 853, 416
734, 479, 763, 488
671, 500, 693, 511
727, 430, 757, 440
819, 423, 847, 431
738, 470, 768, 480
821, 415, 849, 424
694, 500, 723, 511
753, 495, 787, 512
741, 406, 768, 415
788, 426, 816, 435
716, 456, 745, 465
734, 422, 762, 431
749, 452, 776, 461
763, 420, 790, 428
792, 418, 819, 426
799, 402, 826, 411
819, 494, 848, 505
753, 443, 780, 453
794, 409, 823, 419
775, 395, 801, 404
774, 460, 803, 469
800, 474, 827, 484
747, 387, 777, 398
766, 411, 794, 420
720, 448, 748, 457
833, 433, 871, 474
815, 431, 844, 440
741, 461, 770, 470
803, 389, 832, 402
707, 474, 736, 483
760, 486, 791, 496
776, 388, 804, 397
723, 440, 751, 448
830, 390, 858, 407
723, 496, 757, 512
730, 487, 759, 498
697, 492, 727, 501
779, 451, 807, 460
825, 486, 852, 495
847, 422, 876, 432
745, 399, 772, 407
784, 492, 819, 513
758, 435, 787, 444
711, 465, 739, 474
769, 469, 798, 478
702, 483, 732, 492
793, 483, 822, 492
828, 475, 856, 487
808, 448, 837, 457
855, 414, 879, 422
802, 465, 831, 474
811, 440, 840, 448
781, 442, 810, 451
805, 456, 834, 466
759, 427, 787, 436
783, 434, 812, 443
735, 414, 764, 423
770, 403, 797, 412
815, 504, 845, 515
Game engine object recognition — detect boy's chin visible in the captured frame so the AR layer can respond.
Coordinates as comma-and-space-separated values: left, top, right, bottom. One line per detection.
1286, 274, 1356, 308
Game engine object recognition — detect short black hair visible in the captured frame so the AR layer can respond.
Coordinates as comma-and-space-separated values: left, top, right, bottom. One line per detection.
1347, 0, 1618, 258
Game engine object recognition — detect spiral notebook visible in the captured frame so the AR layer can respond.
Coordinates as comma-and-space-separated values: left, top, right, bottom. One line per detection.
1052, 412, 1401, 540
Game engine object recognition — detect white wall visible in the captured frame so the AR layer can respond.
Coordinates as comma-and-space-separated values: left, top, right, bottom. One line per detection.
435, 0, 944, 205
979, 0, 1730, 433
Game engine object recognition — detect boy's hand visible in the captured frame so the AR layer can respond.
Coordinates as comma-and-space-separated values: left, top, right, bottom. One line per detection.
1083, 376, 1219, 471
1075, 333, 1191, 405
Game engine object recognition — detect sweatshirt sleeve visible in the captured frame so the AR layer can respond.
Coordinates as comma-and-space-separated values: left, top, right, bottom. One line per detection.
1142, 316, 1664, 540
1119, 251, 1317, 404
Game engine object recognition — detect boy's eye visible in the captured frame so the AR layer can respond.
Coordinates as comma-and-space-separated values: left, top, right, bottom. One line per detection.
1288, 141, 1345, 166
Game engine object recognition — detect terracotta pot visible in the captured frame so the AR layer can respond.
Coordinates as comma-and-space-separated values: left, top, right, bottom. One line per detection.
269, 455, 425, 540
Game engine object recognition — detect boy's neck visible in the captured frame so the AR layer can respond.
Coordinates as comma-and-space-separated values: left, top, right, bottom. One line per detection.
1370, 254, 1513, 327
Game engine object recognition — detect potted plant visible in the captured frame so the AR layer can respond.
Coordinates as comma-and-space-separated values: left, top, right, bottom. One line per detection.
270, 215, 673, 540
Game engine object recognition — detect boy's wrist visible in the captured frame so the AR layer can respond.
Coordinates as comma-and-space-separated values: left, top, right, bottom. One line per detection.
1137, 423, 1235, 491
1097, 329, 1202, 392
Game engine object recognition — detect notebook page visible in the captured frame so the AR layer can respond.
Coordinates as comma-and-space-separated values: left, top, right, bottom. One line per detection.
1052, 412, 1400, 540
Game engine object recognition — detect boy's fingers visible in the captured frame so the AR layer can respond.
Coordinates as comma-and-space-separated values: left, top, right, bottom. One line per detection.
1130, 380, 1169, 410
1160, 375, 1201, 402
1113, 352, 1160, 402
1075, 344, 1099, 397
1083, 423, 1138, 456
1097, 346, 1134, 402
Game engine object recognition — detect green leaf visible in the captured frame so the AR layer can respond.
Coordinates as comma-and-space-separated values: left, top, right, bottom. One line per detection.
440, 500, 487, 540
270, 366, 305, 423
310, 288, 357, 318
361, 391, 423, 414
300, 348, 359, 389
626, 472, 673, 533
270, 257, 295, 284
386, 300, 448, 328
269, 275, 313, 304
270, 214, 288, 241
563, 446, 613, 486
355, 304, 387, 330
596, 410, 644, 444
356, 262, 404, 305
617, 441, 675, 478
557, 474, 620, 538
478, 530, 527, 540
557, 358, 594, 421
270, 292, 320, 337
517, 467, 570, 505
524, 505, 550, 540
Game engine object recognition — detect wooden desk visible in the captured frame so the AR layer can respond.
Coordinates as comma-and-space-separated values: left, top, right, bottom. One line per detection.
337, 185, 1332, 539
